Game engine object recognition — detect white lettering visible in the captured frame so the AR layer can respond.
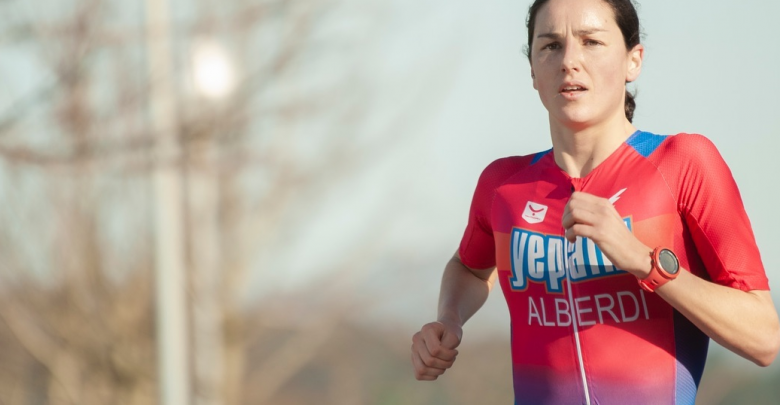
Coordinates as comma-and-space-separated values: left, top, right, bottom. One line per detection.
511, 232, 529, 289
510, 222, 633, 292
527, 234, 545, 280
601, 251, 616, 273
569, 237, 587, 279
539, 296, 555, 326
526, 290, 650, 327
528, 296, 542, 326
547, 238, 565, 291
586, 238, 600, 275
640, 289, 650, 320
594, 294, 620, 323
555, 298, 571, 326
617, 291, 640, 322
575, 296, 596, 326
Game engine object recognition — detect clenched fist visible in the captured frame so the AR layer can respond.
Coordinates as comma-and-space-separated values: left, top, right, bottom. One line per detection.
411, 321, 462, 381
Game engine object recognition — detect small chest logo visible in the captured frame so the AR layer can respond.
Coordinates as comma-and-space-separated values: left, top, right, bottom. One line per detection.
522, 201, 548, 224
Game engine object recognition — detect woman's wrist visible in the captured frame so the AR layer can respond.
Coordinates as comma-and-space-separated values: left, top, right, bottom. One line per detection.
625, 242, 653, 279
437, 313, 464, 329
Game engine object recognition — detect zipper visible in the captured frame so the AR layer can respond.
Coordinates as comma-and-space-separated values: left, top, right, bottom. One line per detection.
566, 182, 591, 405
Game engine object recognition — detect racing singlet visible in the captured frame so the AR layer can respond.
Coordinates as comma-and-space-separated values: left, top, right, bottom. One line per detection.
458, 131, 769, 405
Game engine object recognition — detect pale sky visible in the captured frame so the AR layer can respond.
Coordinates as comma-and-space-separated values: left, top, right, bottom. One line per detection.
271, 0, 780, 373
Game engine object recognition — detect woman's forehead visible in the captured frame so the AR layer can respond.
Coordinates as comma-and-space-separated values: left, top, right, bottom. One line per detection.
534, 0, 618, 34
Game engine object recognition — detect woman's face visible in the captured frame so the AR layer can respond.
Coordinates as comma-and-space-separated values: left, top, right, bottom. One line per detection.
530, 0, 643, 129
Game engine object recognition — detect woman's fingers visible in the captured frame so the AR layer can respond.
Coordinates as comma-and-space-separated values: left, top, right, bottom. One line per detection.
411, 322, 460, 381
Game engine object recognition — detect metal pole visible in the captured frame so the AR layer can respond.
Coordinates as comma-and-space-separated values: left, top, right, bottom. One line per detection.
189, 138, 224, 405
145, 0, 190, 403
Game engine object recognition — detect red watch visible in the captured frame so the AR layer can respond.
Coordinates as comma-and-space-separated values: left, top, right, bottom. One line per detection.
638, 247, 680, 293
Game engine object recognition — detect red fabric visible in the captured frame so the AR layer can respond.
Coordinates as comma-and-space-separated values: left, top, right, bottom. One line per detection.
456, 131, 768, 404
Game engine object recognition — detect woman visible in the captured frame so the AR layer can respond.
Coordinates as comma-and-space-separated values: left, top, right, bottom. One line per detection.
410, 0, 780, 403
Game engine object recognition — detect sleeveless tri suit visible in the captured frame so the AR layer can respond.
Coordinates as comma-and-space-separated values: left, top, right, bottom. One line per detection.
458, 131, 769, 404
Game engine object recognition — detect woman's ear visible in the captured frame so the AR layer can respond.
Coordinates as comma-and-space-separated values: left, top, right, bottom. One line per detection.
626, 44, 644, 83
531, 69, 537, 90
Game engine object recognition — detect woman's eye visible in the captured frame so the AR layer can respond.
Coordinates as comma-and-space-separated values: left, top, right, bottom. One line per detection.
584, 39, 601, 46
542, 42, 561, 50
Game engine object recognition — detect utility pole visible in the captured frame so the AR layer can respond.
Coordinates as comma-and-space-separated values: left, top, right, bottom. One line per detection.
145, 0, 190, 403
188, 127, 224, 405
189, 38, 235, 405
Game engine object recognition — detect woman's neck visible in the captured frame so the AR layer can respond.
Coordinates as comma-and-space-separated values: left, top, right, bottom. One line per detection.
549, 116, 637, 178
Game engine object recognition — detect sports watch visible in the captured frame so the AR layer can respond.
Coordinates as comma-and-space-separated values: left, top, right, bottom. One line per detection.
638, 247, 680, 293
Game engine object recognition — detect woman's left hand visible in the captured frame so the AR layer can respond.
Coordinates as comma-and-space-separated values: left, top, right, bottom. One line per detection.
564, 192, 780, 367
562, 191, 651, 278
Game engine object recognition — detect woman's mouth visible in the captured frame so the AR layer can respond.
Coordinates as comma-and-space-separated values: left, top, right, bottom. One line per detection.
561, 86, 586, 92
559, 83, 588, 99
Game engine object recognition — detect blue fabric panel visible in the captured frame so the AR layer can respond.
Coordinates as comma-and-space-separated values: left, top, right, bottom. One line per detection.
531, 149, 551, 165
674, 309, 709, 404
627, 130, 668, 158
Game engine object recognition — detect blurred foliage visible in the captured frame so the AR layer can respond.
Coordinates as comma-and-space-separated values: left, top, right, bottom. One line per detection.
0, 0, 448, 403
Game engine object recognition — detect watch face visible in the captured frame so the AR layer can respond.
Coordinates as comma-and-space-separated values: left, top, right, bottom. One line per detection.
658, 249, 679, 274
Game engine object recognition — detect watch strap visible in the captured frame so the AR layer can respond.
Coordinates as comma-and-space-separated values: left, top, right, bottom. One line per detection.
638, 247, 678, 293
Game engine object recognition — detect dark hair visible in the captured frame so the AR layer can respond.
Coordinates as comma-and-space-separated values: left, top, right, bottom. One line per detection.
524, 0, 641, 122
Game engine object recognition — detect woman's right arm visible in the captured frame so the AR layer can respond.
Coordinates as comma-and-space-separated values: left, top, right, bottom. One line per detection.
411, 253, 497, 381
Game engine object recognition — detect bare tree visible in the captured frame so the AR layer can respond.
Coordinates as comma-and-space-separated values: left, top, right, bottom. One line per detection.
0, 0, 456, 404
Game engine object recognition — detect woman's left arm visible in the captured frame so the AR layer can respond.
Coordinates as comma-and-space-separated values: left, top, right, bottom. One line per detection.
563, 191, 780, 367
657, 271, 780, 367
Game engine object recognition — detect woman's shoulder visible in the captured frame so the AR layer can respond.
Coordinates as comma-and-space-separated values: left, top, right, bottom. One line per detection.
639, 132, 722, 164
480, 150, 549, 179
644, 132, 731, 189
663, 132, 717, 151
473, 150, 550, 191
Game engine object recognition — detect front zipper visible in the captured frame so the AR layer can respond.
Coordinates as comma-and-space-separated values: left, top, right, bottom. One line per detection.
565, 235, 591, 405
567, 182, 591, 405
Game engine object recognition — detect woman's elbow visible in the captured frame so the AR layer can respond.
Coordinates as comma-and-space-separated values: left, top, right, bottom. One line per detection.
752, 326, 780, 367
744, 291, 780, 367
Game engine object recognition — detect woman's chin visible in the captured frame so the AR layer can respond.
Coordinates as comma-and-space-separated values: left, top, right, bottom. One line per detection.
551, 110, 596, 129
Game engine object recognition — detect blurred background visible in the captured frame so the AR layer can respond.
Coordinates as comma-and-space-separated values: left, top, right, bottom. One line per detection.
0, 0, 778, 404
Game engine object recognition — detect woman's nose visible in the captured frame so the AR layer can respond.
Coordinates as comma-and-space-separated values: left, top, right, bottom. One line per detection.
560, 41, 582, 73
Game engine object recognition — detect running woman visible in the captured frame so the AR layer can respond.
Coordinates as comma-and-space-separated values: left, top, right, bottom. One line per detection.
410, 0, 780, 403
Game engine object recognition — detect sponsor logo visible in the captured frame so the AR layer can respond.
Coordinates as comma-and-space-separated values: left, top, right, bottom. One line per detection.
521, 201, 548, 224
526, 289, 650, 327
509, 218, 633, 293
608, 187, 627, 204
